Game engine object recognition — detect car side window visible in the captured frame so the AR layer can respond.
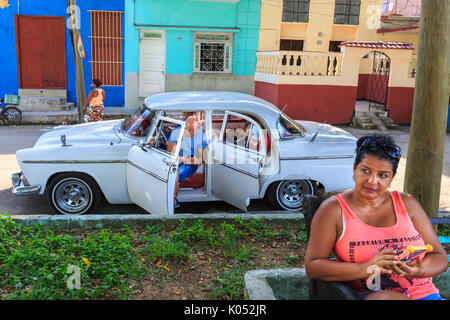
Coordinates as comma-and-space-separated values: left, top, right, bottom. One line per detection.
221, 114, 262, 153
148, 119, 181, 156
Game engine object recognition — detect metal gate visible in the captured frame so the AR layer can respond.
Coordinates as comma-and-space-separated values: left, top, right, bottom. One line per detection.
368, 52, 390, 110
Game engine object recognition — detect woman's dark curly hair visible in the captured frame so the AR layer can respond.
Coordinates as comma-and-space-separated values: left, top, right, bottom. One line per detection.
92, 79, 102, 87
354, 133, 401, 176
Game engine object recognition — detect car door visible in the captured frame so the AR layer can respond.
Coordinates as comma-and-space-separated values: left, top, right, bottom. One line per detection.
210, 111, 266, 211
126, 116, 185, 216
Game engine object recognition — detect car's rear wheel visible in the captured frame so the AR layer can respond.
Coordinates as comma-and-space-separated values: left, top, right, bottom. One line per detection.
267, 179, 316, 212
47, 173, 101, 215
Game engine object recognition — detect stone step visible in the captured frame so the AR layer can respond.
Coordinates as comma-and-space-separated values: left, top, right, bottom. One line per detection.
19, 96, 69, 112
385, 123, 400, 130
21, 109, 78, 125
357, 122, 378, 130
354, 111, 368, 117
354, 116, 372, 124
18, 89, 67, 99
352, 117, 377, 130
378, 116, 394, 124
373, 111, 389, 118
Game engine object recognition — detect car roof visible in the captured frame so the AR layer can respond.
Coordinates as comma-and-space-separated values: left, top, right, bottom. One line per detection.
144, 91, 281, 126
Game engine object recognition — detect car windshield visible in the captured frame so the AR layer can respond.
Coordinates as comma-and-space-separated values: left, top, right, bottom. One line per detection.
121, 105, 156, 137
277, 112, 307, 138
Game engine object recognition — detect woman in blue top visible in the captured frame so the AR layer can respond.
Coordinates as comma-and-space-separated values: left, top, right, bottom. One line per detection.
167, 116, 207, 208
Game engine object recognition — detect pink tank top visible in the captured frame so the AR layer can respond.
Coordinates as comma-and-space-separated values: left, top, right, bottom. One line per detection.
333, 191, 439, 299
89, 88, 104, 107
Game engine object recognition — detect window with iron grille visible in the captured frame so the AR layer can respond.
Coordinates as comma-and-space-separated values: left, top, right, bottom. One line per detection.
282, 0, 310, 23
334, 0, 361, 25
89, 10, 124, 86
193, 33, 233, 73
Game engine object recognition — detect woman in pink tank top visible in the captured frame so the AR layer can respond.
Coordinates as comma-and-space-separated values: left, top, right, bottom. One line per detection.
83, 78, 105, 122
305, 134, 448, 300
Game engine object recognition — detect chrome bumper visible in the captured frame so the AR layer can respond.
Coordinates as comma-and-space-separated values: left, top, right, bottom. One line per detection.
11, 172, 41, 196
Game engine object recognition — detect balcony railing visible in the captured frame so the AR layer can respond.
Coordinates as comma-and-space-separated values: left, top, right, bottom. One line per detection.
256, 51, 343, 76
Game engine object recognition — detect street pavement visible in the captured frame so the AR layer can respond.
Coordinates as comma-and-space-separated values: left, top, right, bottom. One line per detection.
1, 124, 449, 216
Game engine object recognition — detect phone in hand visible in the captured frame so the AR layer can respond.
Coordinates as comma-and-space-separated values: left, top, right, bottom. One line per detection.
396, 245, 433, 265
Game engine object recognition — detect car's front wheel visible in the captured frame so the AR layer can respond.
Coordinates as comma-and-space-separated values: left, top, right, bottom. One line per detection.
47, 173, 101, 215
267, 179, 316, 212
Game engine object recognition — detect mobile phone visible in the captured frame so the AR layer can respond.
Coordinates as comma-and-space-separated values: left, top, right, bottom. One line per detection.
396, 245, 433, 265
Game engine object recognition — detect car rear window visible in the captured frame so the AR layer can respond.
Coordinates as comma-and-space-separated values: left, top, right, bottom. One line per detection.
277, 113, 307, 138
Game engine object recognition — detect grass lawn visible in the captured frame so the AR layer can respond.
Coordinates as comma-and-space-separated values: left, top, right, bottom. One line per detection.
1, 214, 448, 300
0, 215, 308, 300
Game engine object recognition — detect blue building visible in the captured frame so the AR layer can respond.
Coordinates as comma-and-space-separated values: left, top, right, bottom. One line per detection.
124, 0, 261, 108
0, 0, 124, 108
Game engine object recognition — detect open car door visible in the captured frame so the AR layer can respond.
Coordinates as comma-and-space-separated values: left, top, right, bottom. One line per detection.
210, 111, 265, 211
126, 116, 185, 215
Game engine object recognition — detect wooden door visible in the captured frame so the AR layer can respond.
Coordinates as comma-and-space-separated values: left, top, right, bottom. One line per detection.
139, 30, 165, 97
15, 15, 67, 89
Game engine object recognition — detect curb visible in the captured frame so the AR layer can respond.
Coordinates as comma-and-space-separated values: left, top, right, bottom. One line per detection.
244, 267, 450, 300
7, 213, 305, 232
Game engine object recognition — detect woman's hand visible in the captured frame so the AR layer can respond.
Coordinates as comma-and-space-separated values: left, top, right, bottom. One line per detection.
391, 258, 425, 278
361, 249, 398, 276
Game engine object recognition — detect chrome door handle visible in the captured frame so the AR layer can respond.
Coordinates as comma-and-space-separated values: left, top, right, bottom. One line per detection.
162, 158, 172, 166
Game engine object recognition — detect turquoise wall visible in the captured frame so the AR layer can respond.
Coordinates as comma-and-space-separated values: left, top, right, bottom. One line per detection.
125, 0, 261, 76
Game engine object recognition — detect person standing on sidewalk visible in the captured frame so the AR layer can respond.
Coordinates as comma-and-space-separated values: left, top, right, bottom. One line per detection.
83, 79, 105, 122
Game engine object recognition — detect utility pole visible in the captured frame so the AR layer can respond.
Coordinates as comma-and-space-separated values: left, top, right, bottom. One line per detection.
67, 0, 86, 123
404, 0, 449, 220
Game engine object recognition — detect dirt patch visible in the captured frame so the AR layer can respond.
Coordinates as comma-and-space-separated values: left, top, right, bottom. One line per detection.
131, 240, 307, 300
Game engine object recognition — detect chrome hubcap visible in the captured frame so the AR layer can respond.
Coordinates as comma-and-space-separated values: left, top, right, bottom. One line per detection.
54, 179, 92, 214
277, 180, 312, 210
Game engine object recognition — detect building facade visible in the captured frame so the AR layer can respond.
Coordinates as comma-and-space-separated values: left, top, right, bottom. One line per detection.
0, 0, 124, 107
124, 0, 261, 108
255, 0, 417, 124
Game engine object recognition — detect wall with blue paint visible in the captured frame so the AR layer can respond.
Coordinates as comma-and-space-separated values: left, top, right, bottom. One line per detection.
0, 0, 124, 107
125, 0, 261, 76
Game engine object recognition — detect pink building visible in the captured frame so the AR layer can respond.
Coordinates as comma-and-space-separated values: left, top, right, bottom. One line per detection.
382, 0, 421, 17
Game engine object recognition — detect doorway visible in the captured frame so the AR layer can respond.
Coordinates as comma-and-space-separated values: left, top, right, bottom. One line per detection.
367, 51, 391, 110
138, 30, 166, 98
15, 15, 67, 89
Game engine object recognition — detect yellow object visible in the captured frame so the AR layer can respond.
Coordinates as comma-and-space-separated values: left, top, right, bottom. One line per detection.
397, 245, 433, 263
407, 245, 433, 254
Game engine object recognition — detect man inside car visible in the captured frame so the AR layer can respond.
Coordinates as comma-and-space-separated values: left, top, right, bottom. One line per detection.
167, 115, 207, 208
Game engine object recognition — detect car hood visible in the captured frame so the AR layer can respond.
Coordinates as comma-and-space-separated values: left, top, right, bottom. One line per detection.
295, 120, 357, 143
33, 120, 123, 147
277, 121, 357, 159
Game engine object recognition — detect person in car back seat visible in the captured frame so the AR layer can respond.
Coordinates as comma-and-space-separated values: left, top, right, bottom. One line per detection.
167, 116, 207, 208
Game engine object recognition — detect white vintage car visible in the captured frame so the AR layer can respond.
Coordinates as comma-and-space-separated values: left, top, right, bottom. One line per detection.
12, 91, 357, 215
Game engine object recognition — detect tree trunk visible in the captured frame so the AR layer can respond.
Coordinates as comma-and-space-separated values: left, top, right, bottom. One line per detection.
404, 0, 449, 220
67, 0, 86, 123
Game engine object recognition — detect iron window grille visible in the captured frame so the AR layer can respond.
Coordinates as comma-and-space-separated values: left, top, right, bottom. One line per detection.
334, 0, 361, 25
193, 32, 233, 74
89, 10, 124, 86
282, 0, 310, 23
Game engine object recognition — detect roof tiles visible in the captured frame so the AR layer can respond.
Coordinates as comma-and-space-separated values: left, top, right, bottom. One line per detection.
338, 41, 414, 50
